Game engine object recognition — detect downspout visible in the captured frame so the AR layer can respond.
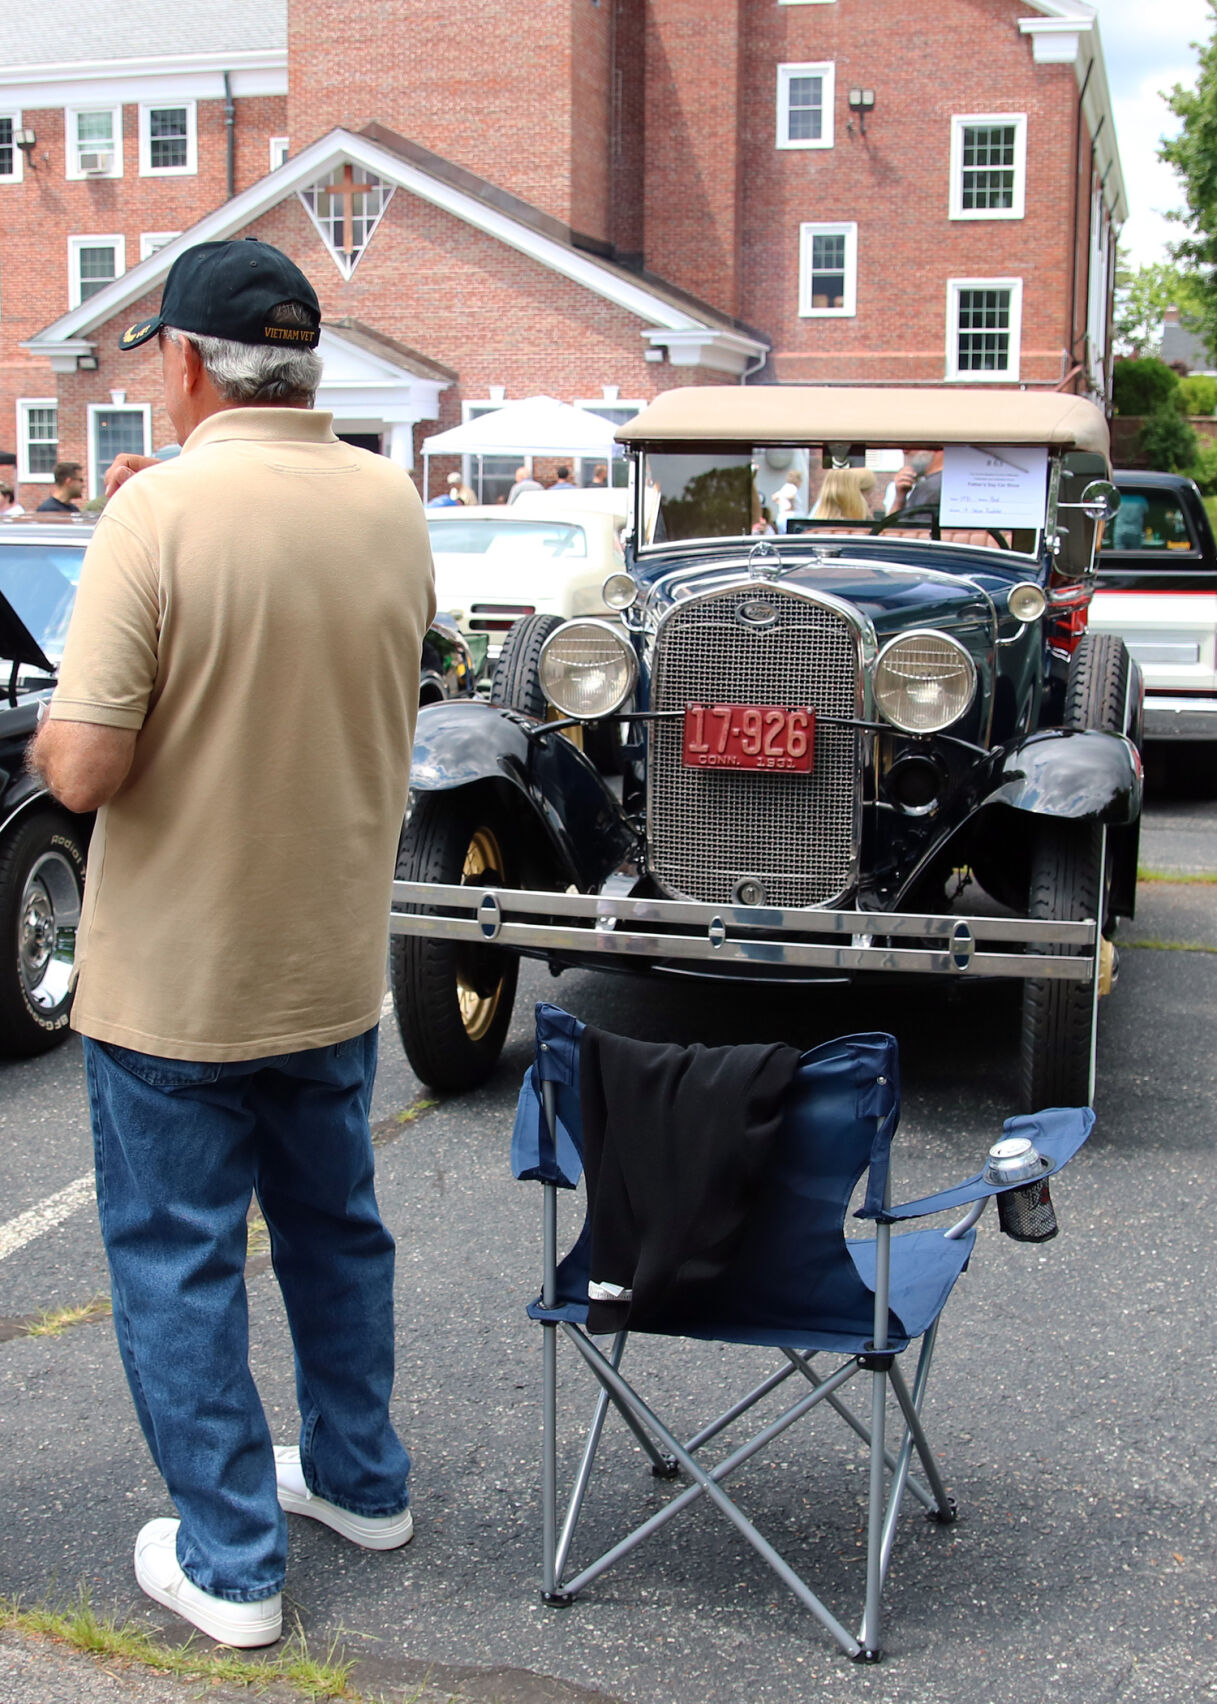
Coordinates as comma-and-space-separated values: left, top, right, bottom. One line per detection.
1068, 54, 1095, 379
223, 71, 236, 199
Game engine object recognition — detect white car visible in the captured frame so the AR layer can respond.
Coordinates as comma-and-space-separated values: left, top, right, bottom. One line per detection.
426, 501, 624, 660
1089, 470, 1217, 745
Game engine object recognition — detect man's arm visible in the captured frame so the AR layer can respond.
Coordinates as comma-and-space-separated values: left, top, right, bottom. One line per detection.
29, 717, 137, 813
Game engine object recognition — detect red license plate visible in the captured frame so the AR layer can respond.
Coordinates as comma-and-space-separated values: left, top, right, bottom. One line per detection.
681, 703, 815, 772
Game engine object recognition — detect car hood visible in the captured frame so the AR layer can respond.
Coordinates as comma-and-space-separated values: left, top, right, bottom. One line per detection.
642, 548, 1011, 638
0, 587, 54, 676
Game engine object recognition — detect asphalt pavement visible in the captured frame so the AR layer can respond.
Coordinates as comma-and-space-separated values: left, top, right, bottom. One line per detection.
2, 769, 1216, 1704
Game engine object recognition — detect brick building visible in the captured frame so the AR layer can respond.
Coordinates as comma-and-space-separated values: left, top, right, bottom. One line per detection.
1, 0, 1125, 506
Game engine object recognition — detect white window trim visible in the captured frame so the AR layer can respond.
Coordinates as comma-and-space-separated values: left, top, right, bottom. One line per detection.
945, 277, 1023, 383
138, 99, 197, 177
0, 109, 24, 185
776, 62, 835, 151
270, 136, 290, 170
778, 1, 837, 6
798, 221, 857, 318
86, 402, 152, 500
68, 233, 126, 310
949, 113, 1027, 221
64, 104, 123, 180
16, 398, 58, 483
140, 231, 181, 261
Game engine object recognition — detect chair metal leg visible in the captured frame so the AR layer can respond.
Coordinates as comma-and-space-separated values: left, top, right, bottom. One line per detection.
782, 1349, 936, 1512
555, 1333, 630, 1582
559, 1324, 864, 1658
857, 1217, 892, 1658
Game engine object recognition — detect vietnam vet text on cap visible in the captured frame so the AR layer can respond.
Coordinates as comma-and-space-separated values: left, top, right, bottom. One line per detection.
119, 239, 321, 352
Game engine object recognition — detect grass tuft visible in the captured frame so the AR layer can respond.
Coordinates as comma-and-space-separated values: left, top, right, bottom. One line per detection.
1138, 868, 1217, 885
1122, 938, 1217, 955
22, 1296, 112, 1338
0, 1591, 360, 1698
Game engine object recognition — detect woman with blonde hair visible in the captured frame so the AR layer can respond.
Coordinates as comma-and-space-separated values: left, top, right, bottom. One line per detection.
811, 469, 869, 522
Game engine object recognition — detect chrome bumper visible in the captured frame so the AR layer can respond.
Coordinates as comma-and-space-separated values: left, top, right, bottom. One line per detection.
389, 882, 1098, 981
1143, 695, 1217, 741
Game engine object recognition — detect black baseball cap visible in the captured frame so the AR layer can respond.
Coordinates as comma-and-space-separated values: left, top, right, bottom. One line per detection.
119, 238, 321, 352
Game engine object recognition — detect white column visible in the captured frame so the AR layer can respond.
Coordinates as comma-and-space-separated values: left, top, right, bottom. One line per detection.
388, 422, 415, 470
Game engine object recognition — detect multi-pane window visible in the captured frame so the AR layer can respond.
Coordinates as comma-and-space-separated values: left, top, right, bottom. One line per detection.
776, 63, 835, 150
949, 114, 1026, 220
18, 401, 58, 481
139, 102, 196, 175
0, 115, 17, 182
798, 222, 856, 316
69, 235, 125, 308
67, 107, 122, 177
300, 165, 395, 277
88, 405, 150, 496
946, 279, 1022, 381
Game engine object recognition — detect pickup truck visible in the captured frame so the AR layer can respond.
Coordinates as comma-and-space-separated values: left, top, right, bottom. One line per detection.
1089, 469, 1217, 746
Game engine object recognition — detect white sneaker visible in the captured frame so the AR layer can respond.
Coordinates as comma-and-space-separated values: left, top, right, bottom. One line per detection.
273, 1446, 414, 1551
134, 1519, 282, 1648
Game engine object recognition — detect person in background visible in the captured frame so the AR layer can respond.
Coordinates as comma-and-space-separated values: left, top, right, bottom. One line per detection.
36, 461, 83, 513
590, 464, 608, 488
0, 482, 25, 516
771, 469, 803, 532
812, 469, 869, 522
427, 471, 464, 507
29, 237, 434, 1651
886, 450, 943, 516
550, 465, 576, 488
507, 464, 542, 503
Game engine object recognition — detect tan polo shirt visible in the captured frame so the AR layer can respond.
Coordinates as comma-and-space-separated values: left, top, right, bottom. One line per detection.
50, 407, 435, 1060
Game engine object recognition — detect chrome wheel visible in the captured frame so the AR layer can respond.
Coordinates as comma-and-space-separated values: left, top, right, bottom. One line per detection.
18, 847, 82, 1011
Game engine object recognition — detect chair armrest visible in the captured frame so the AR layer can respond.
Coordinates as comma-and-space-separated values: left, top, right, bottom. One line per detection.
853, 1107, 1095, 1223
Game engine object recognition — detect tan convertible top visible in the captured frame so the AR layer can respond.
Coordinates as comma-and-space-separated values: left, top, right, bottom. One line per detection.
617, 386, 1110, 456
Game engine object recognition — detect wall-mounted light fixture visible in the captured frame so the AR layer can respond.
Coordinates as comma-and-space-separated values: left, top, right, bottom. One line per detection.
76, 352, 99, 372
14, 128, 37, 168
847, 89, 875, 136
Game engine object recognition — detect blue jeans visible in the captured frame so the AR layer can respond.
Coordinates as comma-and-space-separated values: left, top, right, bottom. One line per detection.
83, 1028, 410, 1603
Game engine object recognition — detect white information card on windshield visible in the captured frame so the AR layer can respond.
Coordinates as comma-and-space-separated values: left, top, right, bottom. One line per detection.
940, 444, 1048, 529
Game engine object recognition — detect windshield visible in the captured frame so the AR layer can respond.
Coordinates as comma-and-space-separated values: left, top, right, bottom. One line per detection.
0, 541, 86, 664
427, 518, 588, 559
638, 443, 1052, 557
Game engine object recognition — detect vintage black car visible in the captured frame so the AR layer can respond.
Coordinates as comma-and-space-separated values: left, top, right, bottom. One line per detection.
389, 387, 1142, 1112
0, 516, 478, 1060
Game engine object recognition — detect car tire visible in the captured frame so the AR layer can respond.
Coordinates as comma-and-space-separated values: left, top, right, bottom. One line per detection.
389, 793, 519, 1090
1019, 820, 1103, 1112
1064, 631, 1132, 743
0, 807, 87, 1059
489, 613, 564, 718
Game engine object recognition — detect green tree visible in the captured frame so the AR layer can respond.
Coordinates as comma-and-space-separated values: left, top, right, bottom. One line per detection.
1113, 257, 1204, 357
1161, 1, 1217, 354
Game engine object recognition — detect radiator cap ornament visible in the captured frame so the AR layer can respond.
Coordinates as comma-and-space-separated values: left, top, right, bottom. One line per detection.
747, 540, 782, 581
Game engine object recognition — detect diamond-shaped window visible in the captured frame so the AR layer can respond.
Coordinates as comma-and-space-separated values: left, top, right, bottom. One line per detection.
299, 163, 395, 279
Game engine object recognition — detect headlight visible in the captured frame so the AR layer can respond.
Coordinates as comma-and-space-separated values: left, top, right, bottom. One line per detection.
538, 620, 638, 718
602, 572, 638, 611
1007, 581, 1047, 622
873, 631, 976, 733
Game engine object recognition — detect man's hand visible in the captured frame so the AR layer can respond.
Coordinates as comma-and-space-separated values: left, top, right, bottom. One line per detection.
888, 466, 918, 513
28, 718, 137, 813
104, 454, 161, 501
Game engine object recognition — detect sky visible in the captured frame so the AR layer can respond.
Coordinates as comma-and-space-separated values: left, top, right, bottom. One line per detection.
1092, 0, 1212, 267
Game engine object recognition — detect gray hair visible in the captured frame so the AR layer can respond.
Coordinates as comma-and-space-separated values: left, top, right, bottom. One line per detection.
164, 301, 322, 405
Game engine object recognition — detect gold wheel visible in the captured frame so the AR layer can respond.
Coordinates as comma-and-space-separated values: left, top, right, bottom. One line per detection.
457, 825, 507, 1041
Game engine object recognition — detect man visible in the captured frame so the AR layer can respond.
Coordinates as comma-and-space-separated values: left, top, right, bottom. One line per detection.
506, 463, 541, 503
36, 460, 83, 512
550, 465, 576, 488
0, 482, 25, 516
30, 238, 435, 1648
885, 449, 942, 517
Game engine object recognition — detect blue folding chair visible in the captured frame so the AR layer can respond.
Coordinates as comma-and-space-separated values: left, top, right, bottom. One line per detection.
512, 1002, 1094, 1661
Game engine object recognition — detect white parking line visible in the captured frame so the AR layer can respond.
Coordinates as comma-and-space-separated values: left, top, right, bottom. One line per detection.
0, 1175, 95, 1264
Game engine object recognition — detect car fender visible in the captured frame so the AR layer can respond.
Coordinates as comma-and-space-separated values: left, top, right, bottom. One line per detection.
0, 773, 59, 840
981, 727, 1142, 825
409, 699, 634, 891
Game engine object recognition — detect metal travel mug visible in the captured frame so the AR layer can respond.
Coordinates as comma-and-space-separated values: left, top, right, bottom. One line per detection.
986, 1136, 1058, 1243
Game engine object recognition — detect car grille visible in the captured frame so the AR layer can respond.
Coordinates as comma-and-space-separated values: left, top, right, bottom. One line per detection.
647, 586, 861, 907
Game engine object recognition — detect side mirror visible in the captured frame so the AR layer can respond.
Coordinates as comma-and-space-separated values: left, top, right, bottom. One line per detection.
1077, 480, 1121, 522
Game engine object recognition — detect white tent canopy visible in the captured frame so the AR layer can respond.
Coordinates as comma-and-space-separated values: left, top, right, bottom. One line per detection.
422, 395, 621, 458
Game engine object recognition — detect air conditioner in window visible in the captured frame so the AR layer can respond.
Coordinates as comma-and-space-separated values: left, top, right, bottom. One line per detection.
79, 150, 114, 174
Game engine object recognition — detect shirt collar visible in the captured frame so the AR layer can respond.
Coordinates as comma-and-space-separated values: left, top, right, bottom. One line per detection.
181, 408, 338, 454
